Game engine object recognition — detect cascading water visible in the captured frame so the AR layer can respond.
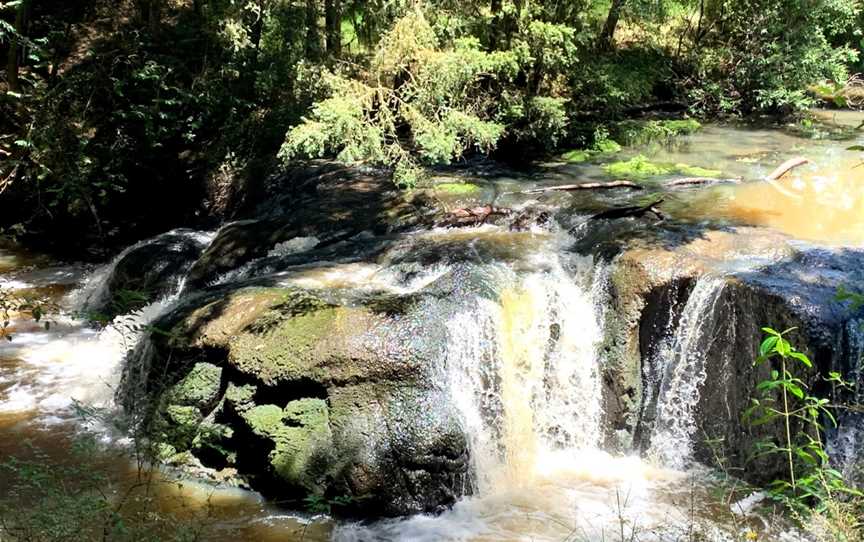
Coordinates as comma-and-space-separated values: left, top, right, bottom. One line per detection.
334, 256, 740, 542
0, 229, 214, 419
646, 276, 726, 469
445, 258, 604, 493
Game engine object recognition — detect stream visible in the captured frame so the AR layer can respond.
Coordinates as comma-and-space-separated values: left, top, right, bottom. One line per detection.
2, 113, 863, 541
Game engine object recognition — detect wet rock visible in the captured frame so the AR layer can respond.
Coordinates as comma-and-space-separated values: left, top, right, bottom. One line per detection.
185, 164, 434, 289
96, 229, 209, 317
136, 284, 469, 517
603, 226, 864, 483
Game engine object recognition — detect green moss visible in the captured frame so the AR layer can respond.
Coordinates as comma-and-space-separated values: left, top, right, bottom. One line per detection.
225, 382, 257, 413
594, 139, 622, 153
561, 139, 621, 163
561, 149, 591, 162
433, 182, 480, 194
167, 362, 223, 410
604, 155, 673, 179
159, 405, 204, 450
243, 404, 284, 435
240, 400, 334, 489
228, 304, 378, 384
604, 155, 722, 180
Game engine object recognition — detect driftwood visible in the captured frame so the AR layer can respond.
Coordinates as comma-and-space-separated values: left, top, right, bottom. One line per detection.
522, 181, 643, 194
763, 156, 810, 199
437, 205, 512, 228
591, 199, 665, 221
765, 157, 810, 181
664, 177, 742, 188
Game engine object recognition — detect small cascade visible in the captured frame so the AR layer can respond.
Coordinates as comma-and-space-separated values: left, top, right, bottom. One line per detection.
444, 256, 604, 492
647, 276, 726, 469
68, 228, 214, 312
1, 229, 215, 419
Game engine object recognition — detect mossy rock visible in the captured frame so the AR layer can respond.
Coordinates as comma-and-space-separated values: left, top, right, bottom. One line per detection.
224, 382, 257, 414
240, 399, 334, 490
561, 140, 622, 163
168, 287, 329, 351
432, 182, 481, 195
208, 289, 419, 385
166, 362, 223, 411
561, 149, 591, 163
157, 405, 204, 450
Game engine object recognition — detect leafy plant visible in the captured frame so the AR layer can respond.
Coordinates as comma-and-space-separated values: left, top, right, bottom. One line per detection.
302, 493, 360, 515
745, 327, 862, 514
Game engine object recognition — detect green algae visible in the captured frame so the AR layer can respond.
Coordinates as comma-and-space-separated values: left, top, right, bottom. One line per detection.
604, 154, 722, 180
433, 182, 481, 194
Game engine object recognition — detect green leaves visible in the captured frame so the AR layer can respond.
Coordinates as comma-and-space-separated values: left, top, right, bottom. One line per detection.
747, 325, 858, 516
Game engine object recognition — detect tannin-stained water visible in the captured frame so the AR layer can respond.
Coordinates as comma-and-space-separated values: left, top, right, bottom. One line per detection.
334, 261, 776, 541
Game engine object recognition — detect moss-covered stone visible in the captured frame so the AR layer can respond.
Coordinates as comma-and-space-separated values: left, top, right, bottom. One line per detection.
240, 399, 334, 490
226, 304, 390, 385
561, 149, 591, 162
432, 182, 481, 195
161, 405, 204, 449
604, 155, 673, 179
192, 422, 235, 464
224, 382, 257, 413
167, 362, 223, 410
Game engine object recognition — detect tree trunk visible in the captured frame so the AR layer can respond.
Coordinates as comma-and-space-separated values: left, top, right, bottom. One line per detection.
598, 0, 625, 51
489, 0, 502, 50
305, 0, 322, 60
149, 0, 163, 33
325, 0, 341, 57
5, 0, 31, 93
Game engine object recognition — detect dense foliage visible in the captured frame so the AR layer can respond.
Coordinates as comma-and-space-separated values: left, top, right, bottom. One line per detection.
1, 0, 862, 238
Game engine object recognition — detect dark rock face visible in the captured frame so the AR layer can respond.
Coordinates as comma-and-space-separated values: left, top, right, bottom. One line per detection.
602, 228, 864, 483
185, 163, 435, 290
138, 285, 470, 517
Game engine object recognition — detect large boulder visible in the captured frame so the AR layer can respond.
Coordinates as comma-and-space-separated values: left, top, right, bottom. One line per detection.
185, 164, 434, 289
136, 285, 469, 517
599, 227, 864, 483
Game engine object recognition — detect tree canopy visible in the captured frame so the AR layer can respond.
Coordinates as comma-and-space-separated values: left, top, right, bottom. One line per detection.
0, 0, 861, 244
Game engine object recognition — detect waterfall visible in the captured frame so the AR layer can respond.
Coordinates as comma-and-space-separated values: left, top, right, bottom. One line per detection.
445, 256, 605, 491
68, 228, 214, 311
647, 276, 726, 469
828, 318, 864, 480
1, 230, 214, 418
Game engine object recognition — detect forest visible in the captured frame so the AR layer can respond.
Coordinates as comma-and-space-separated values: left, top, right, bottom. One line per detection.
1, 0, 862, 249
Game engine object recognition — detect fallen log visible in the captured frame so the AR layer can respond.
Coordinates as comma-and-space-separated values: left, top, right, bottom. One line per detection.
664, 177, 742, 188
522, 181, 643, 194
437, 205, 512, 228
765, 157, 809, 181
591, 199, 665, 221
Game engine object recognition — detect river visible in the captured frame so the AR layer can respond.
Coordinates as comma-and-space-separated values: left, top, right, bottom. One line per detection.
2, 113, 863, 541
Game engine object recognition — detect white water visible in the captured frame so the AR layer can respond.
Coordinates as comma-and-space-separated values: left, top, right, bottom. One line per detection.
0, 230, 213, 420
647, 277, 726, 469
334, 258, 750, 541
